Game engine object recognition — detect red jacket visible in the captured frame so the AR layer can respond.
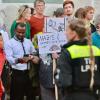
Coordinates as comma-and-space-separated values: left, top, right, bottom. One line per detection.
0, 49, 5, 98
0, 49, 5, 76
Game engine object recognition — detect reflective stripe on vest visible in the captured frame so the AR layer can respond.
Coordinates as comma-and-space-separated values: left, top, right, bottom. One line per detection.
67, 45, 100, 59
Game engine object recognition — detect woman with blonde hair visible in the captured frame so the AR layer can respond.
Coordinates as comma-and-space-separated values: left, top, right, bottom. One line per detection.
10, 5, 33, 39
55, 19, 100, 100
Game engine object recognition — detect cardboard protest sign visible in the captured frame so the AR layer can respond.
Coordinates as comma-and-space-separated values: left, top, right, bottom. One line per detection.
37, 32, 67, 54
44, 17, 66, 33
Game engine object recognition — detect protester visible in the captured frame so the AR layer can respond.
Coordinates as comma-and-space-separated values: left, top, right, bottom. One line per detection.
84, 6, 96, 33
55, 19, 100, 100
92, 14, 100, 48
38, 7, 66, 100
1, 1, 100, 100
63, 0, 74, 21
0, 33, 5, 100
53, 8, 64, 17
10, 5, 32, 39
5, 22, 40, 100
0, 15, 9, 100
29, 0, 45, 39
74, 8, 85, 19
29, 0, 46, 99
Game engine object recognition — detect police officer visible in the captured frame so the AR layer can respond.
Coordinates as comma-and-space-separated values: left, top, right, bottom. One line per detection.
55, 19, 100, 100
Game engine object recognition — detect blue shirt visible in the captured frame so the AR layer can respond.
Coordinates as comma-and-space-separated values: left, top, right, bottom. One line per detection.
92, 31, 100, 49
5, 37, 36, 70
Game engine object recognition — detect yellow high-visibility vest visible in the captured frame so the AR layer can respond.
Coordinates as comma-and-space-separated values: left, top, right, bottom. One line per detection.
66, 45, 100, 59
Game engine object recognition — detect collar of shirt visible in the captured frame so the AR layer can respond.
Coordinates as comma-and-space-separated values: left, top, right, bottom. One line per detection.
14, 35, 24, 43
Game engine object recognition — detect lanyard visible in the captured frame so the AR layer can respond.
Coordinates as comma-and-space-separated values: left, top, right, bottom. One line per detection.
21, 42, 26, 55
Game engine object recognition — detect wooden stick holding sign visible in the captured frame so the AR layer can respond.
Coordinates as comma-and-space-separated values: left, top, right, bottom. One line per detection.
53, 58, 58, 100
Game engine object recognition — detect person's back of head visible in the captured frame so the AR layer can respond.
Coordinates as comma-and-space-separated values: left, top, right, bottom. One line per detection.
75, 8, 85, 19
69, 19, 86, 39
53, 8, 64, 17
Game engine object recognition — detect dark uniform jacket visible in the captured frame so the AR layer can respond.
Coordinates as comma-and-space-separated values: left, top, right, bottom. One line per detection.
55, 39, 100, 90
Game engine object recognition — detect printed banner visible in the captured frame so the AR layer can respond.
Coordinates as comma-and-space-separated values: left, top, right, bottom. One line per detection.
44, 17, 66, 33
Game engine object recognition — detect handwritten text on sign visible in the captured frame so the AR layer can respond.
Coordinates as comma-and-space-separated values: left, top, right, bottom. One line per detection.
38, 32, 67, 54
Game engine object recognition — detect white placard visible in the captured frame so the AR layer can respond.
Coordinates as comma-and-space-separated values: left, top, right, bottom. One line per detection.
38, 32, 67, 54
44, 17, 66, 33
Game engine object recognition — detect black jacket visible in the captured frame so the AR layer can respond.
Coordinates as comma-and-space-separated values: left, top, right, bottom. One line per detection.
55, 39, 100, 89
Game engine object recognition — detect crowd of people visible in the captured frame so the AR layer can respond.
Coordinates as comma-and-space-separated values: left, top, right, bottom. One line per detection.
0, 0, 100, 100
